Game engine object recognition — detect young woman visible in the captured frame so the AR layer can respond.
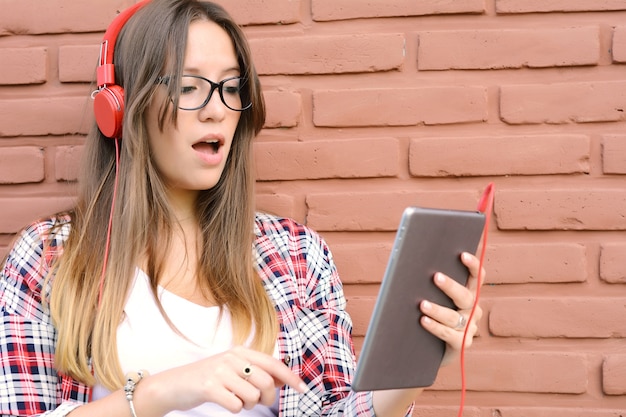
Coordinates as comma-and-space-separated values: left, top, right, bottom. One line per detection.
0, 1, 485, 416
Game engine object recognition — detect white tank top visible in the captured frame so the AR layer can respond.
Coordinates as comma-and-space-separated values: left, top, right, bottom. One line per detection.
92, 269, 279, 416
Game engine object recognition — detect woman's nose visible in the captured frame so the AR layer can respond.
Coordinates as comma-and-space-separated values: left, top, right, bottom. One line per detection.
197, 90, 226, 121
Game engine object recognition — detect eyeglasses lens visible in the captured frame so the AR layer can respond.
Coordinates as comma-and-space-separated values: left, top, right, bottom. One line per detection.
178, 75, 250, 111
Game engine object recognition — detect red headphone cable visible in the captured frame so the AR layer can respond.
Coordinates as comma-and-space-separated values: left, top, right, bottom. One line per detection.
457, 182, 494, 417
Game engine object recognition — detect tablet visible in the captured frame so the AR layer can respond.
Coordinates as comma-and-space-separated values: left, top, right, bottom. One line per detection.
352, 206, 486, 391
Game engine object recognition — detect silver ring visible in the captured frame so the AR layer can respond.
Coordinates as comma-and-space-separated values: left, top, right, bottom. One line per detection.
242, 364, 253, 380
455, 313, 467, 330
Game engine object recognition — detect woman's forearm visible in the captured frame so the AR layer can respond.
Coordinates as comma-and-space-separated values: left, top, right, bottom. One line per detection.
372, 387, 423, 417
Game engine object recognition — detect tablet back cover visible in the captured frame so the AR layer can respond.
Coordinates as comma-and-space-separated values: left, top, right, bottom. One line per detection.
352, 206, 485, 391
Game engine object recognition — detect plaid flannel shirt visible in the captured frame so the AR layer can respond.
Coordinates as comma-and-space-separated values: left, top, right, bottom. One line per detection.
0, 212, 407, 416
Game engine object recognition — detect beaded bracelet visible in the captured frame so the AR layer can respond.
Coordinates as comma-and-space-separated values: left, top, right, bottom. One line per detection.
124, 370, 148, 417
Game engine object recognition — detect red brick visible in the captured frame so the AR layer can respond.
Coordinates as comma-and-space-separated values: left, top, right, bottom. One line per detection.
0, 97, 92, 137
612, 26, 626, 63
409, 135, 590, 177
501, 81, 626, 124
0, 47, 47, 85
490, 298, 626, 338
255, 138, 399, 181
262, 91, 301, 128
58, 45, 99, 83
55, 145, 83, 182
410, 408, 480, 417
418, 27, 599, 70
0, 0, 134, 35
0, 146, 45, 184
477, 408, 626, 417
602, 354, 626, 395
434, 351, 588, 393
496, 189, 626, 230
0, 0, 298, 35
602, 135, 626, 174
313, 87, 487, 127
486, 243, 587, 284
312, 0, 484, 21
0, 197, 76, 234
254, 193, 299, 222
497, 0, 626, 13
215, 0, 301, 25
599, 243, 626, 284
306, 189, 484, 231
250, 33, 405, 75
330, 240, 393, 284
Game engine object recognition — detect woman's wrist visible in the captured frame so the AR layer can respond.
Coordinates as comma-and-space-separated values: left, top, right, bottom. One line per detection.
124, 370, 148, 417
372, 388, 422, 417
128, 373, 174, 417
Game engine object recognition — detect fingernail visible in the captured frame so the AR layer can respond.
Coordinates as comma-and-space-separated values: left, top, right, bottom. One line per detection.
435, 273, 445, 284
462, 252, 470, 262
422, 316, 432, 325
422, 300, 432, 311
298, 382, 309, 393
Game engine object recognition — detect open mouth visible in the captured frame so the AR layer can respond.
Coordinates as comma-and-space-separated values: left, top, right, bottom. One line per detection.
192, 139, 221, 154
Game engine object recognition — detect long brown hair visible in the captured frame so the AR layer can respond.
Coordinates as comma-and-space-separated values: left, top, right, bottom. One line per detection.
49, 0, 276, 390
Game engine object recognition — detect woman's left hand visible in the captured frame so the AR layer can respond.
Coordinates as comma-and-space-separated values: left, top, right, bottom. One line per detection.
419, 251, 485, 367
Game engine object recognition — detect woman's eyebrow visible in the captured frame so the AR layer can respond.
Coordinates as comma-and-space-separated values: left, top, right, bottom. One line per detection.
181, 65, 241, 75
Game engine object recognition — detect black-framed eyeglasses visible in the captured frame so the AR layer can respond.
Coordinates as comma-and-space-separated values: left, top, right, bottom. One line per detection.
157, 75, 252, 112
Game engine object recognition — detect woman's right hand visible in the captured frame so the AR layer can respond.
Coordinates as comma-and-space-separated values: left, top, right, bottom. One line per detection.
136, 346, 307, 415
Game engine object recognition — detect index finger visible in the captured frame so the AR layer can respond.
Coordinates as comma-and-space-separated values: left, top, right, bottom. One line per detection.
241, 349, 308, 393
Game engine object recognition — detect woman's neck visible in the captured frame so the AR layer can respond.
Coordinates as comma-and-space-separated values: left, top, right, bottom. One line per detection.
141, 189, 216, 306
165, 186, 199, 223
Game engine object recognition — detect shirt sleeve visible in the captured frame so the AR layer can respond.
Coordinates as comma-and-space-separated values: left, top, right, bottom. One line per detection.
299, 227, 412, 417
0, 220, 84, 416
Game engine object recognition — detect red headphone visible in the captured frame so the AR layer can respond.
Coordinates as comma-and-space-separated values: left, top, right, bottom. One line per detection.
93, 0, 150, 139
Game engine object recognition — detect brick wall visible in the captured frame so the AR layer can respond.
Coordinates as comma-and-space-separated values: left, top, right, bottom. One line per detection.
1, 0, 625, 415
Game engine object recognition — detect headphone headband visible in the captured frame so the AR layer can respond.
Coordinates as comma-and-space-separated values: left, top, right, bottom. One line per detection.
97, 0, 151, 88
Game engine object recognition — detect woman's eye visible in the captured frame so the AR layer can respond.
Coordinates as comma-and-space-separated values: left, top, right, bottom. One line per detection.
222, 79, 241, 95
223, 85, 240, 95
180, 85, 196, 95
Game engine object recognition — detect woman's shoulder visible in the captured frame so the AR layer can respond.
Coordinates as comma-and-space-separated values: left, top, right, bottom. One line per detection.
3, 214, 72, 276
0, 214, 71, 319
17, 214, 72, 251
254, 212, 322, 243
254, 212, 333, 265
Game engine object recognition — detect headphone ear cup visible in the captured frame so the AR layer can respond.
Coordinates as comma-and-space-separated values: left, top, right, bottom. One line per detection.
94, 85, 125, 139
